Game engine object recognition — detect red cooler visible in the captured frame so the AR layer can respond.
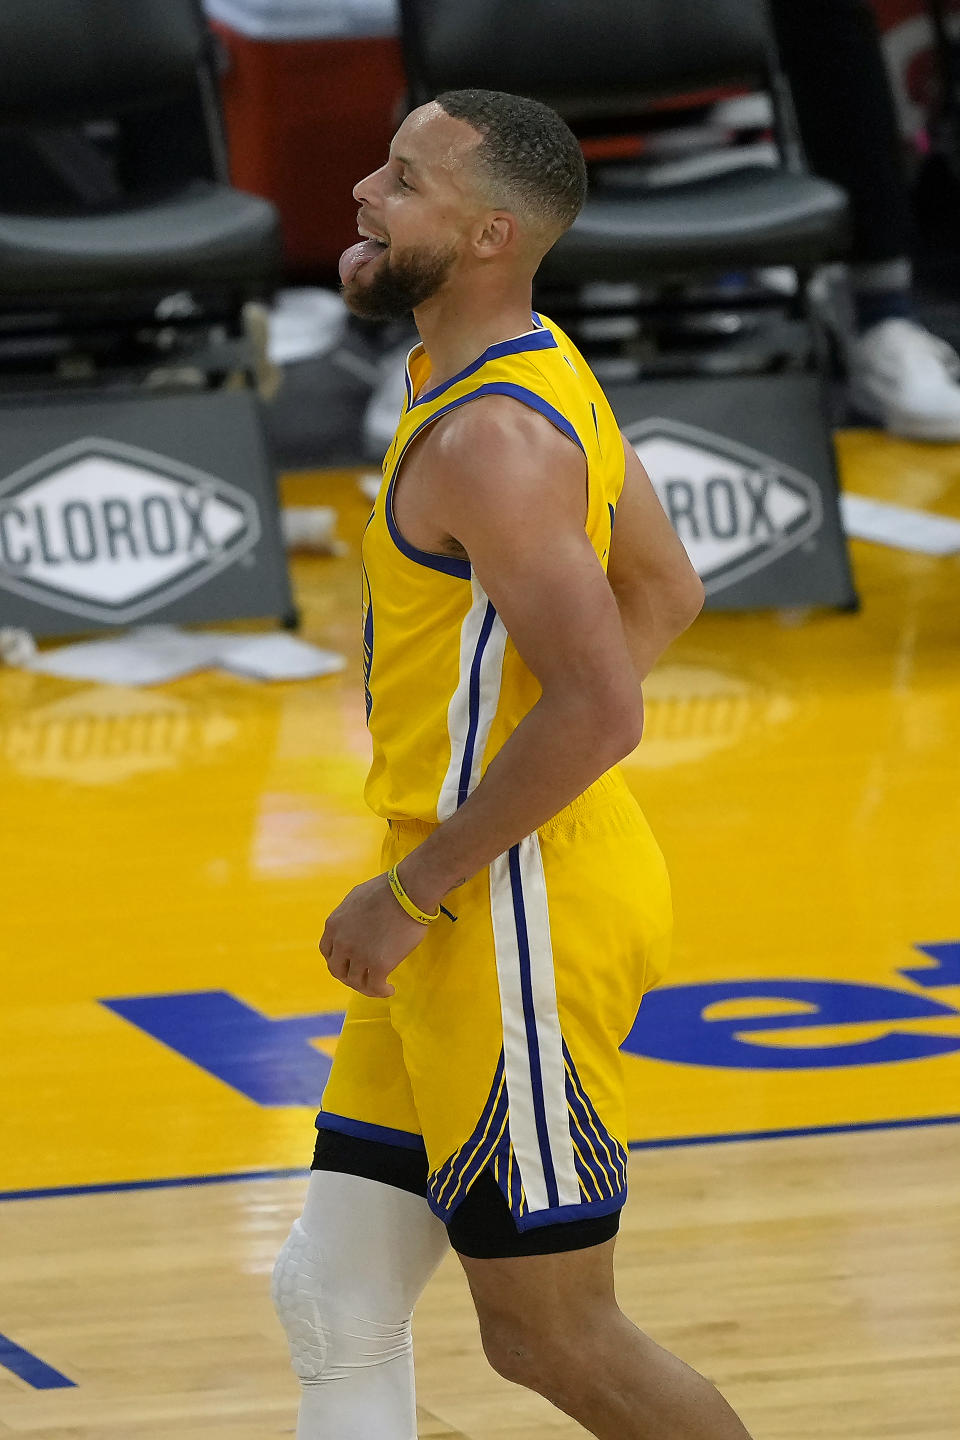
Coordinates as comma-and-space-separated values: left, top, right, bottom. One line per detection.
204, 0, 406, 275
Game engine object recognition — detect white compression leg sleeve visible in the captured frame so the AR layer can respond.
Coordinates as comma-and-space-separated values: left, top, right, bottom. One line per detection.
272, 1169, 449, 1440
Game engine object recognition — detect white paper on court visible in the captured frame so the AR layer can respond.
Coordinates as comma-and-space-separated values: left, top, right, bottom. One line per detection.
840, 493, 960, 555
25, 625, 346, 685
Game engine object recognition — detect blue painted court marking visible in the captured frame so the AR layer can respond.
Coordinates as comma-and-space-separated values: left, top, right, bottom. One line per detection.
2, 1111, 960, 1205
0, 1166, 309, 1204
0, 1332, 76, 1389
626, 1110, 960, 1150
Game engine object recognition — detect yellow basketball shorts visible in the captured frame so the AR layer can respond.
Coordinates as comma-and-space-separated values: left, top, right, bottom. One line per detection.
317, 769, 672, 1233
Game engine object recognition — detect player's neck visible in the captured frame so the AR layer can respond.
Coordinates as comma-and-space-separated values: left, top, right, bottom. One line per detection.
412, 286, 536, 395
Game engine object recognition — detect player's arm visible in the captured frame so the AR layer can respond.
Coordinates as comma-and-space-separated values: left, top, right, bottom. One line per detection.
607, 433, 705, 680
397, 399, 643, 912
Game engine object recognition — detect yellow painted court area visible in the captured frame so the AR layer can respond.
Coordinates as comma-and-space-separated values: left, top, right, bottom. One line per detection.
2, 432, 959, 1198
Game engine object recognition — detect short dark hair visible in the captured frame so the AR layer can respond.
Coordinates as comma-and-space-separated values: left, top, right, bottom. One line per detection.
435, 89, 586, 243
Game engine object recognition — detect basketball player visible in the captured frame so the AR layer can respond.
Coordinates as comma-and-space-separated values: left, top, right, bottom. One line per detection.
273, 91, 753, 1440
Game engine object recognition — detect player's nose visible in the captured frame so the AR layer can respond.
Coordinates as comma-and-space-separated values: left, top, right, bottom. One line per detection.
353, 163, 386, 205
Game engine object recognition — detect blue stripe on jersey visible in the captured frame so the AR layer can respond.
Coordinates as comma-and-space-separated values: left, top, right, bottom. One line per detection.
384, 459, 472, 578
508, 844, 561, 1211
608, 501, 616, 532
361, 558, 374, 722
403, 346, 416, 409
477, 383, 586, 453
411, 328, 558, 408
456, 598, 498, 807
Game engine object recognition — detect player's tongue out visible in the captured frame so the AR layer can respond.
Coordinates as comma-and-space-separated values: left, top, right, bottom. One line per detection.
339, 238, 388, 285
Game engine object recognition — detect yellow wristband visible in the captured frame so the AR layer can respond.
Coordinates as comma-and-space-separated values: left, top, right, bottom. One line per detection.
387, 865, 441, 926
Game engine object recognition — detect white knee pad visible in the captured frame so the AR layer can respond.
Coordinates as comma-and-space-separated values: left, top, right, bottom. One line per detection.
272, 1170, 448, 1389
272, 1173, 448, 1440
272, 1219, 332, 1381
272, 1216, 413, 1383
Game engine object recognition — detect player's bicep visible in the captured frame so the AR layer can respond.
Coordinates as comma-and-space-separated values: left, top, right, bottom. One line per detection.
471, 519, 632, 699
435, 416, 637, 701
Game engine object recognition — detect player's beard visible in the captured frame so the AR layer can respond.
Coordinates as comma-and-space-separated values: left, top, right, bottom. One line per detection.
343, 240, 458, 321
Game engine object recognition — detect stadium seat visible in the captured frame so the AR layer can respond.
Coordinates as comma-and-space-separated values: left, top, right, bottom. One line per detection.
0, 0, 281, 371
0, 0, 294, 638
398, 0, 848, 293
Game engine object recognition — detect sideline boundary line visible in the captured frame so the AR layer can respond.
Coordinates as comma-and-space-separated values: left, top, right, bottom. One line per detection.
3, 1111, 959, 1204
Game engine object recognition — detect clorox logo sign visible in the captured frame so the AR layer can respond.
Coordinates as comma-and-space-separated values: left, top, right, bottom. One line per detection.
626, 418, 823, 594
0, 437, 261, 624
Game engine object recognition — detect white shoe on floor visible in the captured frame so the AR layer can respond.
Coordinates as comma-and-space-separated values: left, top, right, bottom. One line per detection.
848, 317, 960, 442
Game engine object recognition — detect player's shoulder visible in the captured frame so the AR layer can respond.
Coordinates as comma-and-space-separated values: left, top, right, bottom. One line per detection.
428, 392, 574, 476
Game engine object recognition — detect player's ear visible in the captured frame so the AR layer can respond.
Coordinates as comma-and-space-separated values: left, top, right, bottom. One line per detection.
472, 211, 517, 259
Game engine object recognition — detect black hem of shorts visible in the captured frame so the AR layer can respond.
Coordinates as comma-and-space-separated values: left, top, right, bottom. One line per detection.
311, 1126, 428, 1198
447, 1170, 621, 1258
311, 1130, 622, 1259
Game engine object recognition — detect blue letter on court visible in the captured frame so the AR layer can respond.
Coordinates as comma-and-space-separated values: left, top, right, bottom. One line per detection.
621, 979, 960, 1068
101, 991, 345, 1106
900, 941, 960, 989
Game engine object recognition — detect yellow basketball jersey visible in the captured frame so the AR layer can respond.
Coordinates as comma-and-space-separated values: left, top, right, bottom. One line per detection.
362, 312, 626, 824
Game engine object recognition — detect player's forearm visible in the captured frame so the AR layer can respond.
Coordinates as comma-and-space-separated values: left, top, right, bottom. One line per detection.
395, 686, 641, 911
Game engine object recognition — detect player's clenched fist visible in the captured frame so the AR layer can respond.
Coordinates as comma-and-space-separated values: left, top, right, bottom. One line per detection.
319, 874, 428, 998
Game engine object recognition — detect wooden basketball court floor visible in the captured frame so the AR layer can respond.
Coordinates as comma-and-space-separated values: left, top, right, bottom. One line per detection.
1, 431, 959, 1439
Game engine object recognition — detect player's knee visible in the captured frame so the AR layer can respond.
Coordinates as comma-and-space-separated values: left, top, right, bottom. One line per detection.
478, 1312, 578, 1398
272, 1218, 412, 1384
272, 1219, 330, 1382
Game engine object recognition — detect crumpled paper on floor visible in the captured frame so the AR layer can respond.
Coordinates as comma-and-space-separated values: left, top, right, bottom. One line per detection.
14, 625, 346, 686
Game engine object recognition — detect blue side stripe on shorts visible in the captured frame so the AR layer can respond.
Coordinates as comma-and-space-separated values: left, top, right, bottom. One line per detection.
492, 1124, 527, 1217
570, 1142, 603, 1200
433, 1088, 509, 1218
427, 1053, 507, 1216
564, 1078, 612, 1198
563, 1041, 628, 1192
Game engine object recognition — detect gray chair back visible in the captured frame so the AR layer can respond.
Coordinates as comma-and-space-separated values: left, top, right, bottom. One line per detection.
400, 0, 776, 119
0, 0, 209, 122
